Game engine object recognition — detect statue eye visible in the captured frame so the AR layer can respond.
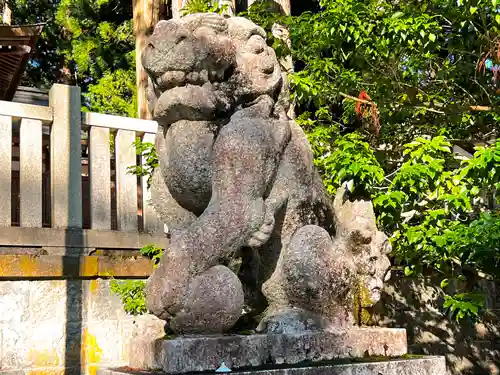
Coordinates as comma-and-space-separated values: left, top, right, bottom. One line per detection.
253, 44, 265, 54
177, 35, 188, 44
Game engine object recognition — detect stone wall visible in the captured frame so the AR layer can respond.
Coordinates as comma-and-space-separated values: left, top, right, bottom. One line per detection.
372, 276, 500, 375
0, 279, 165, 375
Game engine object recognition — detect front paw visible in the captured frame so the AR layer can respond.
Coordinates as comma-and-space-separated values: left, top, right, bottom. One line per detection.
246, 214, 275, 247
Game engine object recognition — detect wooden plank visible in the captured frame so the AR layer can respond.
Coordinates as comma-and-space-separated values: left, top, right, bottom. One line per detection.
115, 129, 139, 232
0, 226, 167, 248
89, 126, 112, 230
19, 118, 43, 227
0, 115, 12, 226
141, 133, 162, 233
82, 112, 158, 134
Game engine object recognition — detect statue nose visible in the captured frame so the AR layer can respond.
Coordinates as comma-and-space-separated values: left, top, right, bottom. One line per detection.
150, 19, 185, 44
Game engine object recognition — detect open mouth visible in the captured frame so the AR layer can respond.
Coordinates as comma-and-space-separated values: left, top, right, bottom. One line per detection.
153, 70, 206, 93
151, 64, 233, 94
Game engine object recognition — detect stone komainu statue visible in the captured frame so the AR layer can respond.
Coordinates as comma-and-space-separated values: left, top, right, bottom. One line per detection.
142, 13, 391, 334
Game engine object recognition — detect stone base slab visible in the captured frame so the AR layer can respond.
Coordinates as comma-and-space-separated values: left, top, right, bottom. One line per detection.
130, 328, 407, 374
98, 356, 446, 375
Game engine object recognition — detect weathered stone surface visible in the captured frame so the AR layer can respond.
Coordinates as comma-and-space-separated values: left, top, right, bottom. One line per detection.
89, 126, 112, 231
0, 281, 30, 323
129, 328, 407, 374
49, 84, 82, 229
86, 279, 133, 323
123, 315, 166, 368
0, 322, 67, 371
85, 321, 123, 364
143, 13, 391, 335
0, 279, 159, 374
99, 356, 446, 375
0, 226, 167, 249
19, 118, 43, 228
0, 255, 153, 279
28, 280, 84, 325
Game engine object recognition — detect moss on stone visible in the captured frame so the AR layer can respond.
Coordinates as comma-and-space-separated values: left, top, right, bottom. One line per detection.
163, 334, 177, 340
401, 354, 425, 359
352, 279, 375, 326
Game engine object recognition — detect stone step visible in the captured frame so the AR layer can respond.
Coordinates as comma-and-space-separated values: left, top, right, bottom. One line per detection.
97, 356, 446, 375
129, 328, 408, 374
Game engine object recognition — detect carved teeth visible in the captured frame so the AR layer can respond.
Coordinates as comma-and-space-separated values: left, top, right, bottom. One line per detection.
156, 69, 220, 91
158, 70, 187, 91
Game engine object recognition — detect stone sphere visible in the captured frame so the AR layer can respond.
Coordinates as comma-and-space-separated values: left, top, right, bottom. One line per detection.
169, 265, 244, 334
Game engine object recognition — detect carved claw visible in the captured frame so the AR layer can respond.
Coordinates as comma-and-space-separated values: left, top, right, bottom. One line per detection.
246, 214, 275, 248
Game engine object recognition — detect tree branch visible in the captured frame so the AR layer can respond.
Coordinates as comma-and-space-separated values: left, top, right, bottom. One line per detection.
338, 91, 494, 114
339, 91, 372, 105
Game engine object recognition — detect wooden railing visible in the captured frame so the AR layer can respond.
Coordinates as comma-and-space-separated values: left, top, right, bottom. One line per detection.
0, 84, 164, 253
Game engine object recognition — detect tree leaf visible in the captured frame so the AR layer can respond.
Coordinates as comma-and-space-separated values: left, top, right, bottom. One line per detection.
440, 278, 449, 289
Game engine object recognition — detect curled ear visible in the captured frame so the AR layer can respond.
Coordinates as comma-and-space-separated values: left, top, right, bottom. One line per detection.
333, 183, 377, 238
184, 12, 228, 33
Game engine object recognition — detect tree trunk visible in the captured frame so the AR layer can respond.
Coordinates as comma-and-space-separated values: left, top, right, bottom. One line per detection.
2, 0, 12, 25
171, 0, 184, 18
133, 0, 160, 119
220, 0, 236, 16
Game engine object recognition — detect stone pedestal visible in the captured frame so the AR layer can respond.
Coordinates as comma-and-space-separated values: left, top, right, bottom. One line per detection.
98, 356, 446, 375
129, 328, 409, 374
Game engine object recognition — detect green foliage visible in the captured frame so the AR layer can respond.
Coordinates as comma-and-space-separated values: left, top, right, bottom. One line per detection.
110, 279, 148, 316
240, 1, 289, 58
246, 0, 500, 321
443, 293, 485, 322
139, 243, 164, 266
13, 0, 136, 116
85, 69, 137, 117
299, 122, 500, 319
375, 137, 500, 319
110, 244, 164, 316
127, 138, 159, 189
180, 0, 229, 16
320, 133, 384, 196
